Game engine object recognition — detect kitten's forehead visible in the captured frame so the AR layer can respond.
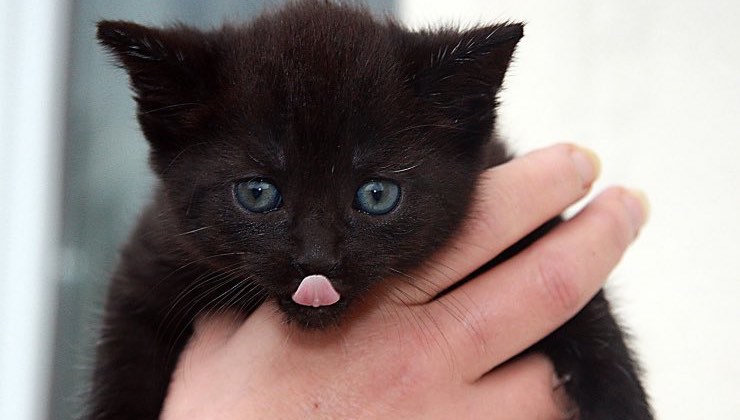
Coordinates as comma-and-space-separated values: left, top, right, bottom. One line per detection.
220, 8, 410, 175
229, 8, 394, 95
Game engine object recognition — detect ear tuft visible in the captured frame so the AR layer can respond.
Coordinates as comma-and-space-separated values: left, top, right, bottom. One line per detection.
402, 22, 524, 137
433, 23, 523, 68
413, 22, 524, 93
96, 20, 198, 99
96, 20, 216, 151
97, 21, 172, 64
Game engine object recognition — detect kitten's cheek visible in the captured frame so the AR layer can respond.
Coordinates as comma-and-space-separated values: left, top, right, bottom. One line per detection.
292, 274, 341, 307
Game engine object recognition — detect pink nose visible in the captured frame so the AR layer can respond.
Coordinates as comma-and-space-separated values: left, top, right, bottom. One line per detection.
291, 274, 341, 307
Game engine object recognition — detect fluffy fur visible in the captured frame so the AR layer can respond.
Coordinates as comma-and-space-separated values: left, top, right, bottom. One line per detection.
91, 2, 651, 418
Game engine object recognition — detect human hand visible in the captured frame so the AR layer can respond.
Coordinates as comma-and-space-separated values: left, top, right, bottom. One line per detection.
161, 144, 648, 419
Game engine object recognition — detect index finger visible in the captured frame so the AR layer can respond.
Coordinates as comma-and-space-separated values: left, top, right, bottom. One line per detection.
394, 143, 600, 303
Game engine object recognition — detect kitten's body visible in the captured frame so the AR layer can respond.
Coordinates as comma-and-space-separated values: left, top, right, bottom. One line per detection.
91, 2, 651, 419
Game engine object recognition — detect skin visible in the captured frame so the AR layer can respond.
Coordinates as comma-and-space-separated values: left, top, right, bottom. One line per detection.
161, 143, 649, 419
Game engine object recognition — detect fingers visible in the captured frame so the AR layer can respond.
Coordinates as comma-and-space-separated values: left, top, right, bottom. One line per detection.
395, 144, 600, 303
165, 311, 248, 417
429, 187, 648, 381
186, 311, 245, 354
471, 353, 577, 419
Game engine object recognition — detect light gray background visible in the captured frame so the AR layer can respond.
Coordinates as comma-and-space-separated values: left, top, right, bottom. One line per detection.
402, 1, 740, 418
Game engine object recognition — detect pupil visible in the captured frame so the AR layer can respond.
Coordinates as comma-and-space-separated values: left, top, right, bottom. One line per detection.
251, 187, 262, 199
371, 188, 382, 202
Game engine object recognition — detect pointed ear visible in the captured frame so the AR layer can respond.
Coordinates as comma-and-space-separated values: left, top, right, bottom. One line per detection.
404, 23, 523, 134
97, 20, 216, 147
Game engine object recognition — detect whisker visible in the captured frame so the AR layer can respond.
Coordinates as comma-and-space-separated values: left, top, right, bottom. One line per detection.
159, 261, 244, 329
217, 277, 262, 315
141, 102, 203, 115
158, 264, 248, 351
387, 267, 437, 302
208, 278, 254, 313
415, 302, 457, 372
387, 123, 470, 137
162, 270, 250, 361
158, 141, 218, 176
388, 267, 471, 328
419, 259, 460, 283
389, 163, 421, 173
148, 251, 246, 295
175, 226, 213, 236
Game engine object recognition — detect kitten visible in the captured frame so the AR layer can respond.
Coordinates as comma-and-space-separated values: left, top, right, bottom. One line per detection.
91, 1, 651, 418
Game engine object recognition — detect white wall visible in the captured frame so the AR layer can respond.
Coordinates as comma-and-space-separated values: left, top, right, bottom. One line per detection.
0, 1, 68, 419
400, 0, 740, 418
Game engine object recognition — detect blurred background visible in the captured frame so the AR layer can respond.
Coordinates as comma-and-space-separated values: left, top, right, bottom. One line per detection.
1, 0, 738, 419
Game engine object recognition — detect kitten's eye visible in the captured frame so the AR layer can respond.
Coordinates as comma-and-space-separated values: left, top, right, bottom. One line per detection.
235, 178, 282, 213
354, 180, 400, 215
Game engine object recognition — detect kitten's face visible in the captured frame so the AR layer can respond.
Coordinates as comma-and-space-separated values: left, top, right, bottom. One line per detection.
98, 3, 521, 328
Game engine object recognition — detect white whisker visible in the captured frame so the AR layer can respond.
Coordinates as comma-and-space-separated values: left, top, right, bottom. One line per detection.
176, 226, 212, 236
390, 163, 421, 173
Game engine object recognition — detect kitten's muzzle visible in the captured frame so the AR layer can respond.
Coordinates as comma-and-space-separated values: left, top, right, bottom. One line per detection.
292, 255, 340, 277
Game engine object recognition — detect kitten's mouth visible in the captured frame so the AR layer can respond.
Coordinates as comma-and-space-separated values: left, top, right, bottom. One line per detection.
291, 274, 341, 307
276, 274, 347, 329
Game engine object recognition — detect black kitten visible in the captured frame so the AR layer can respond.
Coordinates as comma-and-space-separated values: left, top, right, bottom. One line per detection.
91, 2, 651, 419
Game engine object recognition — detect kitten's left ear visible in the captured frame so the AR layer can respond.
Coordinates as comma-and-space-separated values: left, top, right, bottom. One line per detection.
402, 23, 523, 133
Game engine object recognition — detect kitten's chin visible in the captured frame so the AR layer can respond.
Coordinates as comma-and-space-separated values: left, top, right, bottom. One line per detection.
277, 297, 350, 330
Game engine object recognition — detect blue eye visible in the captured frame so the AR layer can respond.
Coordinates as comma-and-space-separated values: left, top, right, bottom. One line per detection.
354, 180, 400, 215
235, 179, 282, 213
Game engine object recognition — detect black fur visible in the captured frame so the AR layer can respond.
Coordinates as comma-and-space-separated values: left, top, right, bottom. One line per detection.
90, 2, 651, 418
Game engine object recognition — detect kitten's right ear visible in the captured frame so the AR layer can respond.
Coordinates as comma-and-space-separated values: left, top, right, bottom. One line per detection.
97, 21, 216, 146
398, 23, 523, 141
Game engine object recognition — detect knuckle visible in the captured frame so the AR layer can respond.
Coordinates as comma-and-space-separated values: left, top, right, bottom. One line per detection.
535, 250, 582, 313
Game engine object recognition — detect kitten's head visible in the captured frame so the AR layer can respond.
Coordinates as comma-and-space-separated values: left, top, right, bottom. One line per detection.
98, 2, 521, 328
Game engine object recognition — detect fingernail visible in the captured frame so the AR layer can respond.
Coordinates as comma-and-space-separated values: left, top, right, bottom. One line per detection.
570, 146, 601, 188
622, 189, 650, 234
